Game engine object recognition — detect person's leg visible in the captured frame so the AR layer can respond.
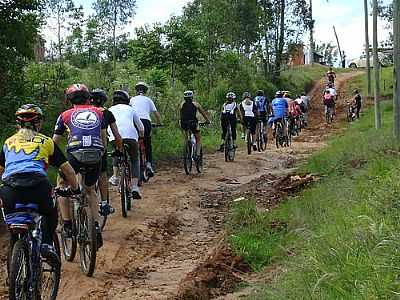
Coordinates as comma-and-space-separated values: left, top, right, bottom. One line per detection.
251, 118, 257, 148
220, 116, 228, 150
230, 117, 237, 145
141, 119, 153, 165
83, 163, 102, 223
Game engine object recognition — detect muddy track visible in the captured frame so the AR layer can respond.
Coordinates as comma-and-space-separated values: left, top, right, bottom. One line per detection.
0, 71, 363, 300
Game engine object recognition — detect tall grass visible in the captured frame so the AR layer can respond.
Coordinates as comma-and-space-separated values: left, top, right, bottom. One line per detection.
228, 101, 400, 299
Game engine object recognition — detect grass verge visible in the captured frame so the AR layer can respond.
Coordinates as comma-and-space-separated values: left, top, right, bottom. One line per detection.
227, 101, 400, 299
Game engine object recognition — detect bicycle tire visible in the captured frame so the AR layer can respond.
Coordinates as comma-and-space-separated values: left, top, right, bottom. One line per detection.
246, 129, 252, 155
195, 147, 203, 173
59, 204, 77, 262
126, 163, 132, 211
275, 124, 280, 149
79, 206, 97, 277
120, 163, 128, 218
225, 125, 235, 162
8, 239, 30, 300
40, 233, 61, 300
95, 182, 107, 232
183, 140, 192, 175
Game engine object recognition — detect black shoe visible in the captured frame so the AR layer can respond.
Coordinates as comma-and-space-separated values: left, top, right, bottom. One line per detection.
99, 201, 115, 216
62, 222, 73, 239
95, 222, 103, 250
131, 186, 142, 200
41, 244, 61, 268
253, 145, 257, 151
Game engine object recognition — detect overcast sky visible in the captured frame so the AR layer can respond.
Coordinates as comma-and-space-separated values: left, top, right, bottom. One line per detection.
44, 0, 393, 62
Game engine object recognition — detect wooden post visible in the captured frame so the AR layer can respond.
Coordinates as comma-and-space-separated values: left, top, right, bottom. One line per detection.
333, 26, 343, 63
394, 0, 400, 139
309, 0, 314, 64
364, 0, 372, 97
372, 0, 381, 129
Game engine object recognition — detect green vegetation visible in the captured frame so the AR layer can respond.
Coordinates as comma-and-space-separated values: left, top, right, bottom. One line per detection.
347, 67, 394, 98
227, 102, 400, 299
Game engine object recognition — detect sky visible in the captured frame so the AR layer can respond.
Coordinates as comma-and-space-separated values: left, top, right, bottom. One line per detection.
44, 0, 393, 63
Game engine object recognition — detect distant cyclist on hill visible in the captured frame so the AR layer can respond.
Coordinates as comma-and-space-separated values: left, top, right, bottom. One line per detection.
352, 89, 362, 119
327, 67, 336, 85
254, 90, 269, 138
240, 92, 258, 151
129, 82, 161, 177
180, 91, 211, 158
219, 92, 241, 151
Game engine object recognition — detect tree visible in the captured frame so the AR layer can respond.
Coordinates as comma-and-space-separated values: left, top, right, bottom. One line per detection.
93, 0, 136, 70
372, 0, 381, 129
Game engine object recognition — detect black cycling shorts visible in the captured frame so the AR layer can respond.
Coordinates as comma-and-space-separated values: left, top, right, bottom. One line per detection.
243, 116, 257, 135
67, 152, 101, 187
181, 120, 199, 133
101, 152, 107, 173
258, 111, 268, 124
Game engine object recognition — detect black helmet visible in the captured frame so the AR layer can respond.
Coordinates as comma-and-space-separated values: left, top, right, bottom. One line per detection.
15, 104, 44, 130
226, 92, 236, 100
242, 91, 251, 100
112, 90, 130, 104
275, 90, 283, 97
184, 90, 194, 101
256, 90, 264, 96
91, 88, 108, 107
65, 83, 91, 105
135, 81, 149, 94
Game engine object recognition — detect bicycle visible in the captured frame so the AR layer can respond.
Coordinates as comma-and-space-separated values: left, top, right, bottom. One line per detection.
346, 101, 357, 122
138, 124, 162, 186
224, 122, 236, 162
243, 119, 255, 155
58, 150, 100, 277
183, 122, 208, 175
256, 118, 267, 152
274, 118, 289, 148
325, 105, 334, 124
3, 200, 61, 300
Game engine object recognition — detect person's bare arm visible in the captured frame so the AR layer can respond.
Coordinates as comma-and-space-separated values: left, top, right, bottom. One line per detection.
52, 134, 63, 146
59, 163, 79, 190
194, 102, 210, 123
153, 111, 162, 125
133, 114, 145, 137
101, 129, 107, 149
110, 123, 123, 151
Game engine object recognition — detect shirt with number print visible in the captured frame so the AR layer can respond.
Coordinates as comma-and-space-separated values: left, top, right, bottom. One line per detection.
54, 104, 106, 152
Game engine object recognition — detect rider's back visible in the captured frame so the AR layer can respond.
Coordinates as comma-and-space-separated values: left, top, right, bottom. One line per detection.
129, 95, 157, 121
271, 97, 288, 118
181, 101, 198, 122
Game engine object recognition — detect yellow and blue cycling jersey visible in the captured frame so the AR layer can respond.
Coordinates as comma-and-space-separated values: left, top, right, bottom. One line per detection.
0, 130, 67, 180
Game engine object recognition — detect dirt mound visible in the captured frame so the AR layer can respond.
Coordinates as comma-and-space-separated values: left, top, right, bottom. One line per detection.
175, 245, 250, 300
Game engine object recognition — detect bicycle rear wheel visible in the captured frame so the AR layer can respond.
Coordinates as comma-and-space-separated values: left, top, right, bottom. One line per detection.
59, 203, 77, 262
8, 239, 30, 300
120, 163, 128, 218
95, 182, 107, 232
40, 233, 61, 300
183, 141, 192, 175
79, 207, 97, 277
246, 129, 252, 155
225, 126, 235, 162
195, 147, 203, 173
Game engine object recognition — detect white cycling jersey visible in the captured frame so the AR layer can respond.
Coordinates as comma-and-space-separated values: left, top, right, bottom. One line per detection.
129, 95, 157, 121
108, 104, 144, 141
222, 102, 237, 115
241, 100, 255, 117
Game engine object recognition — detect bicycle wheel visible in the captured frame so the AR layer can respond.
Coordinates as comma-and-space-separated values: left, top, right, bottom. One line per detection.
59, 203, 77, 262
225, 125, 235, 162
8, 239, 30, 300
183, 140, 192, 175
40, 234, 61, 300
120, 163, 128, 218
275, 124, 280, 149
246, 129, 252, 155
95, 182, 107, 232
195, 146, 203, 173
79, 206, 97, 277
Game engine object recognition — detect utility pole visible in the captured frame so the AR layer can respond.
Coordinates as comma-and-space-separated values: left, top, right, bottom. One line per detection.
309, 0, 314, 64
372, 0, 381, 129
394, 0, 400, 139
333, 26, 343, 63
364, 0, 372, 97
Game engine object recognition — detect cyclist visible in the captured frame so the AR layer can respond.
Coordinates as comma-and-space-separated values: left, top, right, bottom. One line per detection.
129, 82, 161, 177
90, 89, 123, 216
219, 92, 241, 151
108, 90, 144, 199
300, 92, 310, 125
53, 83, 107, 246
239, 91, 258, 151
325, 83, 337, 115
254, 89, 269, 140
180, 90, 211, 158
268, 91, 289, 135
327, 67, 336, 85
0, 104, 79, 266
323, 89, 335, 117
353, 89, 362, 119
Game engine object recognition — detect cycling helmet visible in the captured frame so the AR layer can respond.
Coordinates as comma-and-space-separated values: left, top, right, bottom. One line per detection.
184, 90, 194, 101
275, 91, 283, 97
15, 104, 44, 129
256, 90, 264, 96
112, 90, 130, 104
353, 89, 359, 94
91, 88, 108, 107
65, 83, 91, 105
242, 91, 251, 100
135, 81, 149, 94
226, 92, 236, 100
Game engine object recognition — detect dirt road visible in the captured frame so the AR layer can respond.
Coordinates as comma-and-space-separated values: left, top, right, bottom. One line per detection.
0, 71, 362, 300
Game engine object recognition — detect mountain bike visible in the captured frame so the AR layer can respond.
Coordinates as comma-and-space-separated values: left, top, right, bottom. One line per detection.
346, 101, 356, 122
274, 118, 289, 148
183, 122, 208, 175
243, 119, 255, 155
224, 122, 235, 162
256, 118, 267, 152
58, 150, 101, 277
325, 105, 334, 124
138, 124, 162, 186
3, 201, 61, 300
